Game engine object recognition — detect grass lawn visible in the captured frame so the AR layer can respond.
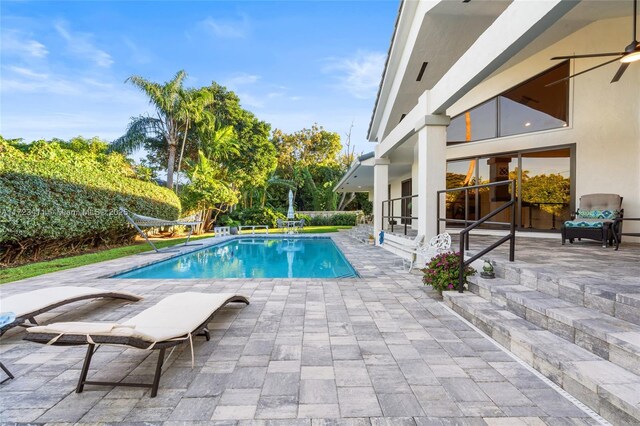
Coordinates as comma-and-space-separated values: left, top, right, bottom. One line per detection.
0, 226, 353, 284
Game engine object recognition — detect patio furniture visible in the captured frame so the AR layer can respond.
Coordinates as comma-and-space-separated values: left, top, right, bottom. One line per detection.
119, 207, 202, 253
613, 217, 639, 250
418, 232, 452, 266
561, 194, 623, 248
0, 287, 141, 383
238, 225, 269, 235
276, 219, 284, 231
1, 287, 142, 336
214, 226, 231, 237
24, 292, 250, 397
381, 233, 424, 271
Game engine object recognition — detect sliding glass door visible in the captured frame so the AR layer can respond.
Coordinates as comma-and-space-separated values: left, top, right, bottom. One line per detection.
446, 146, 574, 231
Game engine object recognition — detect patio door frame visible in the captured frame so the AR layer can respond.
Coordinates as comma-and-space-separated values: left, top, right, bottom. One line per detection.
447, 144, 575, 232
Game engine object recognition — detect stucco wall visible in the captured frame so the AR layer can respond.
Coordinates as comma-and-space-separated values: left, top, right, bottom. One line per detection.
444, 17, 640, 236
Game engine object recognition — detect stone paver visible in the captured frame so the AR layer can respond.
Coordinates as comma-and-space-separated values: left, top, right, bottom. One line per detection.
0, 233, 602, 423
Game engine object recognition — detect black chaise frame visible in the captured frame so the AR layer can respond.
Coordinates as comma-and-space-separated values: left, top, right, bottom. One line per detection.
23, 295, 249, 397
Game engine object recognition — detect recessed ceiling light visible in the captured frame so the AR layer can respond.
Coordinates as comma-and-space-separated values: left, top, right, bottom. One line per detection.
524, 122, 531, 127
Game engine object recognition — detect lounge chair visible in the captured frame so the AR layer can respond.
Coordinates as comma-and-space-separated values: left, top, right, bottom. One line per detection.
0, 286, 141, 383
0, 286, 142, 336
119, 207, 202, 253
561, 194, 623, 248
24, 292, 249, 397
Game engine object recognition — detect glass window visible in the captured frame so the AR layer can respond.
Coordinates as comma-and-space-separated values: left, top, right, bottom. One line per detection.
520, 148, 571, 230
477, 154, 518, 228
447, 99, 497, 143
447, 62, 569, 144
499, 62, 569, 136
446, 159, 478, 224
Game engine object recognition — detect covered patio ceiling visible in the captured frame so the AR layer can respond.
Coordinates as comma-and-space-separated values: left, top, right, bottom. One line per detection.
372, 0, 634, 142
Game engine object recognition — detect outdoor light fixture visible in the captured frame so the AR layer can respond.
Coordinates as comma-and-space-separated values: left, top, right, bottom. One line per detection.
620, 49, 640, 63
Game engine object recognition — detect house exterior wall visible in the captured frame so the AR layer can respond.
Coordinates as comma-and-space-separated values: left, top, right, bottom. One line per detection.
445, 17, 639, 236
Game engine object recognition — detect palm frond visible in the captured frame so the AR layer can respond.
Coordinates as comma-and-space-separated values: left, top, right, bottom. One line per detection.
109, 116, 164, 153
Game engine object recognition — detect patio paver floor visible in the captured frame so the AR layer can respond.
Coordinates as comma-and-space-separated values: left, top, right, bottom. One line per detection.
0, 233, 602, 424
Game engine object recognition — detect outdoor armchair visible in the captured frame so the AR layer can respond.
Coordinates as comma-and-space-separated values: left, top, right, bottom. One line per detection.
561, 193, 623, 247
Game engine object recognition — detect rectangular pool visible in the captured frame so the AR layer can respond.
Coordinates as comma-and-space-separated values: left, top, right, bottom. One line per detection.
112, 237, 358, 279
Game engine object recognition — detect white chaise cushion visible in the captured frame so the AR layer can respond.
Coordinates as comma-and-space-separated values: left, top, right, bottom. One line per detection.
26, 292, 247, 343
1, 287, 139, 318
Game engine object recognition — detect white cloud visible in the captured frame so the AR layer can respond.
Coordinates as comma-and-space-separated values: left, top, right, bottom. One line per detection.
236, 92, 265, 109
1, 30, 48, 58
223, 73, 260, 89
199, 15, 250, 39
54, 21, 113, 68
122, 37, 152, 64
5, 66, 48, 80
323, 51, 386, 99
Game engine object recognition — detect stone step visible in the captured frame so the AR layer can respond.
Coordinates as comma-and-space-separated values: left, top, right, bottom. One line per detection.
469, 275, 640, 376
444, 292, 640, 425
482, 257, 640, 326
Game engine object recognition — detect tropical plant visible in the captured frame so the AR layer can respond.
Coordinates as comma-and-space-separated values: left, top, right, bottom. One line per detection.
0, 137, 179, 265
421, 252, 476, 293
110, 70, 193, 189
180, 150, 238, 230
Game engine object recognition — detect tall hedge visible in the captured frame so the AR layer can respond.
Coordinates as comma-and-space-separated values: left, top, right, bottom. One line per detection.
0, 140, 180, 265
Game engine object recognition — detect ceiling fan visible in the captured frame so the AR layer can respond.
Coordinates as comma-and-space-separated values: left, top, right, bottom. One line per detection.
547, 0, 640, 86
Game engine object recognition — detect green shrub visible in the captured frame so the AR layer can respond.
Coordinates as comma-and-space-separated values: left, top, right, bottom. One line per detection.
0, 139, 180, 265
294, 213, 312, 224
309, 213, 357, 227
221, 207, 285, 228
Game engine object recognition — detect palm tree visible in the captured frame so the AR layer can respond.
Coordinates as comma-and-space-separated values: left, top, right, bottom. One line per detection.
175, 88, 215, 193
110, 70, 189, 189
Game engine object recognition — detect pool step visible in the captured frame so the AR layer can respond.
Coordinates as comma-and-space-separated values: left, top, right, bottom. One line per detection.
444, 292, 640, 425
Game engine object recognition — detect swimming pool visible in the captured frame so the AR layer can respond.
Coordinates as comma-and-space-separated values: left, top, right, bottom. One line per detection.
113, 237, 358, 279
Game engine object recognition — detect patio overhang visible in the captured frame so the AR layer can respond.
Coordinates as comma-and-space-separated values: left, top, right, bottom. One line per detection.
369, 0, 634, 149
334, 152, 375, 193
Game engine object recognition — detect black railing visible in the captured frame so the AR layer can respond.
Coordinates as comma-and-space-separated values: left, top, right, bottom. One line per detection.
382, 194, 418, 235
437, 180, 516, 292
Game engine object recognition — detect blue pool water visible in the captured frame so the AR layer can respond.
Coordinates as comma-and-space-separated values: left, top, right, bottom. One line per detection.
113, 237, 358, 279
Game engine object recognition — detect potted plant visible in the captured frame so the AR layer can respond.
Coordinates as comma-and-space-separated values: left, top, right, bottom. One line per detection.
368, 234, 375, 244
421, 251, 475, 296
228, 219, 240, 235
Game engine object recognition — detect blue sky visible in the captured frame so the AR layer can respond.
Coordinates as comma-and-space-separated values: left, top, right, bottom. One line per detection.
1, 1, 398, 156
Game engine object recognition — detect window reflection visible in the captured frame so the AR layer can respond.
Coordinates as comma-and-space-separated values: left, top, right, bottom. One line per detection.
447, 99, 498, 143
445, 147, 573, 232
447, 62, 569, 144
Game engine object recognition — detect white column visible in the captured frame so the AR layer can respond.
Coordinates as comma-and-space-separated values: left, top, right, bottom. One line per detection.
415, 92, 449, 240
373, 159, 390, 245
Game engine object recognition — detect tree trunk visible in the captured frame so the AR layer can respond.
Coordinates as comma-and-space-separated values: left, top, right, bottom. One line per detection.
166, 141, 177, 189
175, 118, 190, 194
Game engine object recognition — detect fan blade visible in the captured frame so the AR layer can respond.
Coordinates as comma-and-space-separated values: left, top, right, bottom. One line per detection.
611, 63, 630, 83
545, 57, 622, 87
551, 52, 626, 60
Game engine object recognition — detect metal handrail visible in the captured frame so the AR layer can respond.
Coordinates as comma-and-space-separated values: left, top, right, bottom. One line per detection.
436, 180, 516, 292
382, 194, 418, 235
